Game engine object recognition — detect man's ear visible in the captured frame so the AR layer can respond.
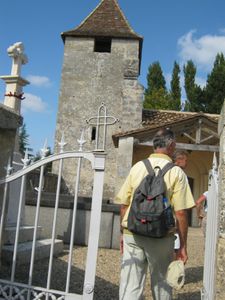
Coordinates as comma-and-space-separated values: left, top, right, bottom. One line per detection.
167, 141, 176, 157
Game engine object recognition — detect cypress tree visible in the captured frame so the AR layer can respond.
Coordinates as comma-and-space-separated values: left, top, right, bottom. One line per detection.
19, 123, 29, 156
205, 53, 225, 113
183, 60, 205, 112
144, 61, 168, 109
170, 61, 181, 110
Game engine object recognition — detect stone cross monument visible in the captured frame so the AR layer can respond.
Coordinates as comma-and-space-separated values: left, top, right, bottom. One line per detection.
0, 42, 29, 226
0, 42, 29, 114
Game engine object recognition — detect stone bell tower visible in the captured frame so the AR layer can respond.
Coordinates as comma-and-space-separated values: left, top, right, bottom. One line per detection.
54, 0, 144, 199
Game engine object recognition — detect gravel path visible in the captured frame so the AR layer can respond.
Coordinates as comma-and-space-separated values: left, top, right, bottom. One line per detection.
0, 227, 204, 299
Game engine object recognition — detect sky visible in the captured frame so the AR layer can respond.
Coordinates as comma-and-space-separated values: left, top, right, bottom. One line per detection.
1, 0, 225, 154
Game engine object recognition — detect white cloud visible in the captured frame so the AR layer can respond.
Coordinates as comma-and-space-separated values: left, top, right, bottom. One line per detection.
219, 28, 225, 34
26, 75, 51, 87
21, 93, 47, 113
178, 30, 225, 70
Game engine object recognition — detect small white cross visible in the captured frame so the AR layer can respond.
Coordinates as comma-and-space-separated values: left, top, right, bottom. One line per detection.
86, 103, 119, 151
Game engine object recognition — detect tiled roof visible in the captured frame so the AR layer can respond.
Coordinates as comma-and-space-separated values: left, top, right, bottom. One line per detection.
142, 109, 219, 126
62, 0, 143, 41
113, 109, 219, 140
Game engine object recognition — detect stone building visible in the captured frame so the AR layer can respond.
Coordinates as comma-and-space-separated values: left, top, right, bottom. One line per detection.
54, 0, 144, 199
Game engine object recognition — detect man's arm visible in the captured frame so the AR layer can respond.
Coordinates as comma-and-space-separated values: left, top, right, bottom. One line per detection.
120, 205, 129, 254
195, 194, 207, 218
120, 204, 129, 233
175, 209, 189, 263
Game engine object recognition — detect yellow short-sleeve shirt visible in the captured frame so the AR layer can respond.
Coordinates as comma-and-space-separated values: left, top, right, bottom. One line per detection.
115, 153, 195, 228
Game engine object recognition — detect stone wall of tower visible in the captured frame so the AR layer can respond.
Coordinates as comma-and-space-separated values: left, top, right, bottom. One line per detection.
53, 37, 143, 200
216, 101, 225, 299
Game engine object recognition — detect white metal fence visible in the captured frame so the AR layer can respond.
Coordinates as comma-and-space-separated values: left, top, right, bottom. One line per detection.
0, 103, 118, 300
201, 154, 219, 300
0, 149, 106, 300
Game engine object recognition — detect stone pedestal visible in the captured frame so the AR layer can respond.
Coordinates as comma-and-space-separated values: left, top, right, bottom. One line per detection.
0, 76, 29, 114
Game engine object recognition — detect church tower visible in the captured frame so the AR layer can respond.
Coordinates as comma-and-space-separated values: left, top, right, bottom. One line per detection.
54, 0, 143, 199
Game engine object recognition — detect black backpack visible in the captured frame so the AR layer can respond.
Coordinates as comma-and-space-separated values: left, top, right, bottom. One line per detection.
127, 159, 175, 238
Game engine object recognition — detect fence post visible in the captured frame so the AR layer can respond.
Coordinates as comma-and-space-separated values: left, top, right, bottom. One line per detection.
202, 154, 219, 300
83, 153, 106, 300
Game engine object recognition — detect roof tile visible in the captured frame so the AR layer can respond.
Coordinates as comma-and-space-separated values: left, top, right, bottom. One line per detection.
113, 109, 219, 141
142, 109, 219, 126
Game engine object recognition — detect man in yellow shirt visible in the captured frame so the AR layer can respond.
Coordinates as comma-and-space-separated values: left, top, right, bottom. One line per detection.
115, 128, 195, 300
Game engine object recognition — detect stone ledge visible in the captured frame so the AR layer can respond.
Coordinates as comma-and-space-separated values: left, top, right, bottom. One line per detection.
25, 191, 120, 214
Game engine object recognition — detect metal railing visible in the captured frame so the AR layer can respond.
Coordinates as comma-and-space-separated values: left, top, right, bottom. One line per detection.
0, 148, 106, 300
0, 103, 118, 300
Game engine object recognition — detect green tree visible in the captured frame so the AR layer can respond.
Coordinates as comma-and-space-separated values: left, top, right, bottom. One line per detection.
183, 60, 205, 112
144, 61, 169, 109
144, 88, 173, 110
145, 61, 166, 94
169, 61, 181, 110
204, 53, 225, 113
19, 123, 29, 156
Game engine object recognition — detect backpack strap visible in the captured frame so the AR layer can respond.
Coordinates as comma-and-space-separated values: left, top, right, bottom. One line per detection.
143, 159, 175, 177
143, 159, 155, 176
161, 162, 175, 176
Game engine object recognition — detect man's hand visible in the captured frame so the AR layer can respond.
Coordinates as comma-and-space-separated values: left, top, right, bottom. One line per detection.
176, 246, 188, 264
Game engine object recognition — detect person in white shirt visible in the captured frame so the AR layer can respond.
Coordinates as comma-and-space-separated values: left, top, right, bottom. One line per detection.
196, 191, 208, 236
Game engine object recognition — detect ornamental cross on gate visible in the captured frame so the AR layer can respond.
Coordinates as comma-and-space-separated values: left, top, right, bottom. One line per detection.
86, 103, 119, 151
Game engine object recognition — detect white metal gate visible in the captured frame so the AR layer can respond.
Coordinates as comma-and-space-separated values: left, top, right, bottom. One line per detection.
0, 150, 105, 300
0, 103, 118, 300
201, 154, 219, 300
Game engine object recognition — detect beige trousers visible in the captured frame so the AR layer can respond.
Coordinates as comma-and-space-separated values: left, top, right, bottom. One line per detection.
120, 233, 174, 300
